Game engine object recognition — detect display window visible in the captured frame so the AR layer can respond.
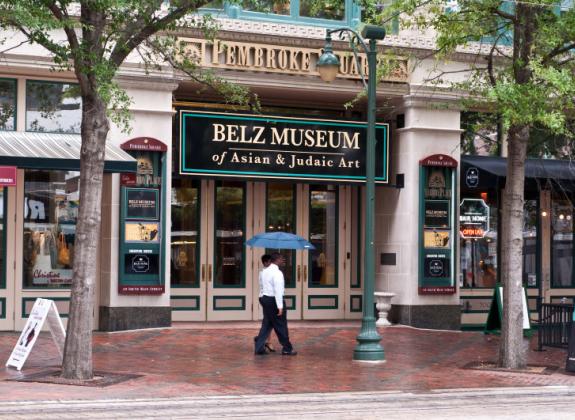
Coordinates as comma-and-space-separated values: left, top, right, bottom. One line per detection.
23, 170, 79, 288
460, 194, 539, 288
26, 80, 81, 134
460, 193, 498, 288
0, 78, 16, 131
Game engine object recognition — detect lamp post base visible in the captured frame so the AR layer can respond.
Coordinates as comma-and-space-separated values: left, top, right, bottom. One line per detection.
353, 316, 385, 361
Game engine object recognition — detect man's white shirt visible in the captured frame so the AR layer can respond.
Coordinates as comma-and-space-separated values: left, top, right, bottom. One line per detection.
260, 263, 285, 309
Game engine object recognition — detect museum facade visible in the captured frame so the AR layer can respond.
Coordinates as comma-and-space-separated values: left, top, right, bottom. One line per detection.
0, 3, 569, 332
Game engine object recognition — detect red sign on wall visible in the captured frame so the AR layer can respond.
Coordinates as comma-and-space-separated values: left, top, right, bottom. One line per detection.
419, 154, 458, 168
120, 137, 167, 152
120, 173, 137, 186
0, 166, 17, 186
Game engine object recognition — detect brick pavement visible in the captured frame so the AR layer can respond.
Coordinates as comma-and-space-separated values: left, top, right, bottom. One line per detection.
0, 323, 574, 402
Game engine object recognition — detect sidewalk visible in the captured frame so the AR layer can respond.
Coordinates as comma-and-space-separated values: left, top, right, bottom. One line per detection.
0, 322, 573, 402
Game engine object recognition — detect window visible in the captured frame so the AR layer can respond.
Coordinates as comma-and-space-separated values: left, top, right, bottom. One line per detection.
171, 179, 200, 287
309, 185, 338, 287
0, 78, 16, 131
214, 181, 245, 287
203, 0, 359, 28
0, 189, 5, 288
266, 183, 296, 287
523, 199, 539, 287
23, 170, 79, 289
460, 197, 539, 288
460, 195, 498, 288
26, 80, 81, 134
552, 199, 573, 287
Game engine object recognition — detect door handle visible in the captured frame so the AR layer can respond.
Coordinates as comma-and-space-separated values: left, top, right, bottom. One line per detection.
201, 264, 206, 282
208, 264, 212, 282
304, 265, 307, 279
297, 265, 301, 283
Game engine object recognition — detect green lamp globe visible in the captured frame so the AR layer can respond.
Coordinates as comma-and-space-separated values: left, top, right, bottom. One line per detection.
317, 42, 340, 82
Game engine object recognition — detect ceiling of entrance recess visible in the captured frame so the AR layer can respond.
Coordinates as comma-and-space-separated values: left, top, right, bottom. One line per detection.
174, 72, 408, 110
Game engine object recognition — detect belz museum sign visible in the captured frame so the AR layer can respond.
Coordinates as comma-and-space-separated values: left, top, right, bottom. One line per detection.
179, 111, 389, 184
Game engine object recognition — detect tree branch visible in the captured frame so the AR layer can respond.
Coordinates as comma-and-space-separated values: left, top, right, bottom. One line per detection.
109, 0, 209, 68
0, 38, 31, 54
42, 0, 80, 52
425, 67, 487, 83
491, 6, 516, 23
542, 42, 575, 65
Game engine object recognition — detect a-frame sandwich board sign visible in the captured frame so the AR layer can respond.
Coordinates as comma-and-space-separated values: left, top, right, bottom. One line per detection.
485, 285, 532, 336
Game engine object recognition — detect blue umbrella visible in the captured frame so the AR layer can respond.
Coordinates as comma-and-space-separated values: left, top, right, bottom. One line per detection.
246, 232, 315, 250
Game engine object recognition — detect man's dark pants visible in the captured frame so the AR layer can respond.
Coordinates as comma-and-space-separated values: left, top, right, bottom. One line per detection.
254, 296, 293, 354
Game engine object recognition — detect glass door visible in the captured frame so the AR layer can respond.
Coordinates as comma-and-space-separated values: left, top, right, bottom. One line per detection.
170, 178, 205, 321
0, 187, 12, 330
256, 183, 353, 321
301, 184, 346, 319
171, 180, 255, 321
256, 183, 299, 320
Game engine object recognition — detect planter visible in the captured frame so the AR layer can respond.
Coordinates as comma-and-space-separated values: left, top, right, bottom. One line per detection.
374, 292, 396, 327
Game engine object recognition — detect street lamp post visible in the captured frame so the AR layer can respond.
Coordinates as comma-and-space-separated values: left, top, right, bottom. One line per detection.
317, 25, 386, 362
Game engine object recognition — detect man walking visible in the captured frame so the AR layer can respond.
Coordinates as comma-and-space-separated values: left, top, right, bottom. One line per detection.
254, 252, 297, 356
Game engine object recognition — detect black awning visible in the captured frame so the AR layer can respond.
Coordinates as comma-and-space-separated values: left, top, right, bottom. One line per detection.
462, 155, 575, 193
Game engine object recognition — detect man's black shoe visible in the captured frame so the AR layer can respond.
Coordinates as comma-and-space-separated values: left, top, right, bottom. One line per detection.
255, 350, 268, 355
281, 350, 298, 356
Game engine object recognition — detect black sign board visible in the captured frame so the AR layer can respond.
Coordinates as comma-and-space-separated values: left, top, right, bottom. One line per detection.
424, 254, 450, 278
465, 167, 479, 188
124, 253, 159, 275
424, 200, 450, 228
179, 111, 389, 183
125, 188, 159, 220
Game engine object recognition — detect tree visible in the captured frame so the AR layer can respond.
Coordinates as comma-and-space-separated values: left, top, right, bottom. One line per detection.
0, 0, 254, 380
378, 0, 575, 368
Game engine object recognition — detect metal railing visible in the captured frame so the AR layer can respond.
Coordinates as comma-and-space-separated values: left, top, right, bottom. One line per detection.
538, 303, 574, 350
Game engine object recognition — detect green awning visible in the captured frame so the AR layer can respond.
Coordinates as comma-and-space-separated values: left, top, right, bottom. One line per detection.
0, 132, 137, 172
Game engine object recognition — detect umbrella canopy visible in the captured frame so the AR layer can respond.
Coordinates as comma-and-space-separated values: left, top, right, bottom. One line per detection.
245, 232, 315, 250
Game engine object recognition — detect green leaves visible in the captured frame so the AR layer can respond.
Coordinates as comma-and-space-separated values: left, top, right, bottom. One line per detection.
377, 0, 575, 142
0, 0, 254, 129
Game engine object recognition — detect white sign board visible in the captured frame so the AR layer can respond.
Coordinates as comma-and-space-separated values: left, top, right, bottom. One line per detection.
6, 298, 66, 370
497, 286, 531, 330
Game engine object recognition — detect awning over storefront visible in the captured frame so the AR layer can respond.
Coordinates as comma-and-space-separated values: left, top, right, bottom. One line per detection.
0, 132, 136, 172
462, 155, 575, 193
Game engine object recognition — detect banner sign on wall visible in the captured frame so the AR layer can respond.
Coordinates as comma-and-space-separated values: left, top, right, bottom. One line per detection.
418, 154, 457, 295
118, 143, 165, 295
179, 111, 389, 183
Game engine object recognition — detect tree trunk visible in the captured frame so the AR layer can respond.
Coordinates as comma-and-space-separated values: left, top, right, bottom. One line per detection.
498, 124, 529, 369
61, 95, 110, 380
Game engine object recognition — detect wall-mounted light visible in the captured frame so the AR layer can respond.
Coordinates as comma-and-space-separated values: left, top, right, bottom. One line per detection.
541, 211, 548, 217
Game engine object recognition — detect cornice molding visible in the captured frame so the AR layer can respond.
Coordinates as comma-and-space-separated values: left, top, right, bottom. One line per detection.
396, 126, 464, 134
